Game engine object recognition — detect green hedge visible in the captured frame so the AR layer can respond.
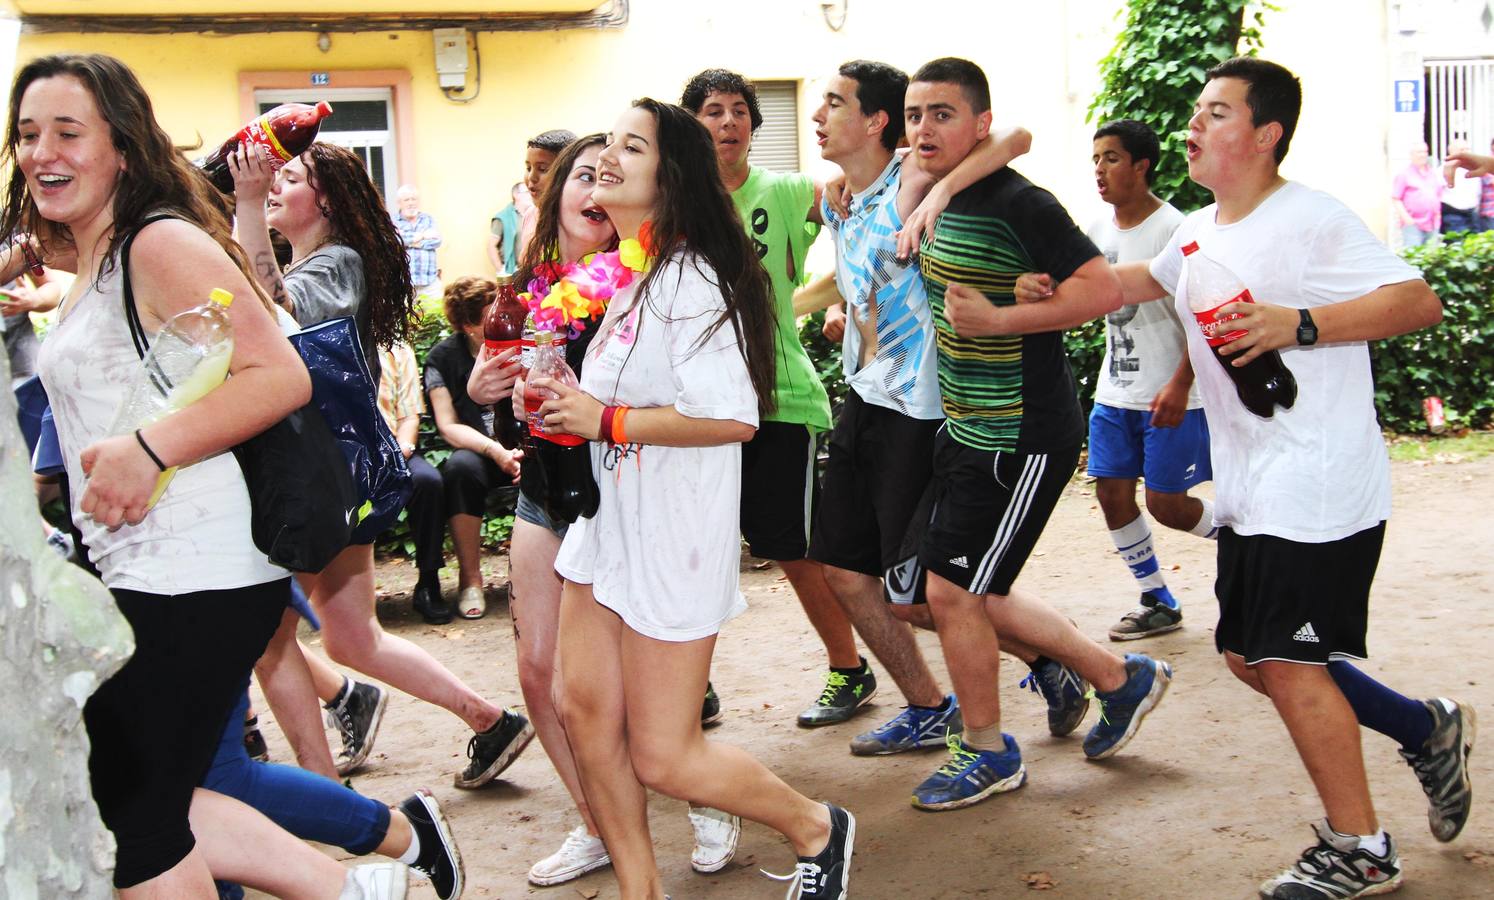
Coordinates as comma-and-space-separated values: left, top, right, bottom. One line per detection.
1374, 231, 1494, 433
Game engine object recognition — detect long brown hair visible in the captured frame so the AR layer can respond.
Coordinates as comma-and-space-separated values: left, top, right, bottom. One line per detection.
626, 98, 776, 417
301, 142, 416, 347
512, 132, 615, 289
0, 53, 274, 311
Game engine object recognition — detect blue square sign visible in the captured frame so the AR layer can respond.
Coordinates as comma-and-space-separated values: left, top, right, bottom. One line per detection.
1395, 80, 1421, 113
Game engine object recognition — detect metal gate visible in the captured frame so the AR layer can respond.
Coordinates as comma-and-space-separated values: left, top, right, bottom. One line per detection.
1425, 57, 1494, 158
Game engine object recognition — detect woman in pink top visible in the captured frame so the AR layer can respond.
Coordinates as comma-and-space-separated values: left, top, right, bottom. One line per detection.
1391, 140, 1443, 247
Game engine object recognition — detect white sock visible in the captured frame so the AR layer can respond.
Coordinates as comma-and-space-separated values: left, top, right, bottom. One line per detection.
1356, 830, 1388, 857
1111, 515, 1167, 592
1188, 498, 1218, 539
396, 828, 421, 865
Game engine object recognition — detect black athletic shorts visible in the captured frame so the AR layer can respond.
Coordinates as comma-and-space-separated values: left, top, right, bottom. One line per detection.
741, 420, 818, 561
1215, 522, 1384, 666
807, 392, 942, 577
914, 428, 1079, 598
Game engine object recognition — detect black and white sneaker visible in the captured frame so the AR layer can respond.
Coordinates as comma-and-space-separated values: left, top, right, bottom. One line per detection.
762, 803, 854, 899
243, 714, 270, 762
701, 682, 724, 727
397, 789, 463, 900
453, 708, 534, 789
1400, 697, 1476, 842
1258, 819, 1401, 899
326, 679, 388, 776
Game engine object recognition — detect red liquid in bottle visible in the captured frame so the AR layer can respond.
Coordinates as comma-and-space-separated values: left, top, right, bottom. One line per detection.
483, 279, 529, 367
525, 331, 586, 447
197, 101, 334, 194
1183, 241, 1298, 419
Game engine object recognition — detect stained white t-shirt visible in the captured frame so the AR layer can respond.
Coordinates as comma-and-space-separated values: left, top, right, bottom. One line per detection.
1148, 181, 1421, 543
1088, 202, 1201, 411
553, 251, 760, 641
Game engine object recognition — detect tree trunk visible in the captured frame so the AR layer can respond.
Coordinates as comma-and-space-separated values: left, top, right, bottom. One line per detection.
0, 354, 133, 896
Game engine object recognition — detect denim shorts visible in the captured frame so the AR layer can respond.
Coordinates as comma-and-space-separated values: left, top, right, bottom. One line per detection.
515, 488, 568, 539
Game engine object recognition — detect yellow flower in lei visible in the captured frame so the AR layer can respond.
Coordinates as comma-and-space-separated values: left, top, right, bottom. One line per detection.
540, 278, 591, 323
617, 236, 650, 273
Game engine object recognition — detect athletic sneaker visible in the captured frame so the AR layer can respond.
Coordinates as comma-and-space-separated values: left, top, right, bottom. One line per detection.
1108, 591, 1183, 641
1258, 819, 1401, 899
453, 709, 534, 789
326, 679, 388, 776
1020, 659, 1090, 736
798, 658, 878, 727
849, 694, 962, 756
339, 862, 408, 900
910, 732, 1026, 811
1400, 698, 1477, 842
397, 789, 463, 900
689, 805, 741, 873
761, 803, 855, 899
1082, 653, 1171, 760
702, 682, 723, 727
527, 825, 610, 886
243, 714, 270, 762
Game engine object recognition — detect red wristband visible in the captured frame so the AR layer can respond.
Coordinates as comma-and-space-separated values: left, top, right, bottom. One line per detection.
600, 405, 618, 444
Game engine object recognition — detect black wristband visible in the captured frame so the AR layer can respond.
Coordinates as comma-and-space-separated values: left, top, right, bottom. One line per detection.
134, 429, 167, 472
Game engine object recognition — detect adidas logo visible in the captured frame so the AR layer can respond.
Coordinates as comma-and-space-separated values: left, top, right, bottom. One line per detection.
1292, 622, 1320, 643
949, 555, 970, 568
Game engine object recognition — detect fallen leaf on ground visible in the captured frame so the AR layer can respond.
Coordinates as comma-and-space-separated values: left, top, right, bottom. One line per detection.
1021, 871, 1057, 890
575, 888, 599, 899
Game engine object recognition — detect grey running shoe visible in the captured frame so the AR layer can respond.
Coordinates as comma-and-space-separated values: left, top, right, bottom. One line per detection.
454, 709, 534, 789
1258, 819, 1400, 899
1108, 592, 1183, 641
1400, 698, 1476, 842
326, 680, 388, 776
1020, 659, 1090, 737
798, 658, 878, 727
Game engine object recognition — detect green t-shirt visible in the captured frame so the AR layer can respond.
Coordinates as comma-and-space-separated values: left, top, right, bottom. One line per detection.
731, 167, 832, 430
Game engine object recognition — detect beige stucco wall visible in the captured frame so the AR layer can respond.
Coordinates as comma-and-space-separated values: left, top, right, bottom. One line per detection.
16, 0, 1392, 282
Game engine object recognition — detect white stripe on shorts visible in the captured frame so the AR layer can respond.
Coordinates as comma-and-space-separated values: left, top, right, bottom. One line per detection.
801, 432, 816, 549
970, 452, 1047, 596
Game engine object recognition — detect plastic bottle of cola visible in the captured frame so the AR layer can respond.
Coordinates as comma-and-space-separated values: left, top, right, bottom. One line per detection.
482, 279, 528, 449
109, 288, 236, 508
524, 330, 585, 447
197, 101, 334, 194
1183, 241, 1298, 418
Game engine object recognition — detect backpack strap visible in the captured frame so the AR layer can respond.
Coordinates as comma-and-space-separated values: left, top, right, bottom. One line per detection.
119, 212, 183, 360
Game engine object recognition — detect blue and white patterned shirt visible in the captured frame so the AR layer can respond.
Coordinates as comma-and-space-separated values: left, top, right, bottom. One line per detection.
393, 211, 442, 287
821, 155, 943, 419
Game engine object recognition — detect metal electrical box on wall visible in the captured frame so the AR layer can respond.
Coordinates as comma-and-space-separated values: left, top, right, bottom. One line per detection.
432, 28, 469, 89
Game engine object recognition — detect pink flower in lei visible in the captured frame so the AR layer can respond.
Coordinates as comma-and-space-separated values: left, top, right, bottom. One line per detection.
518, 234, 654, 339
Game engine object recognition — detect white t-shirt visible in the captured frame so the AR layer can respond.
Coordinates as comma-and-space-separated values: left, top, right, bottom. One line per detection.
1444, 167, 1481, 212
1149, 181, 1421, 543
553, 251, 760, 641
1088, 202, 1201, 411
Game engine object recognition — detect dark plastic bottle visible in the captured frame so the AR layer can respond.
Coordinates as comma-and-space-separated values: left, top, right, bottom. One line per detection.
482, 280, 527, 450
1182, 241, 1298, 418
197, 101, 334, 194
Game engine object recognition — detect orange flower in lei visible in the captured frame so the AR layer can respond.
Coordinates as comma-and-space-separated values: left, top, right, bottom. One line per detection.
519, 221, 656, 337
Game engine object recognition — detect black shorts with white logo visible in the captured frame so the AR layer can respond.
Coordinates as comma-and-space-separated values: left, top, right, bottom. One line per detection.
910, 428, 1079, 599
1214, 522, 1384, 666
807, 392, 942, 578
740, 420, 818, 561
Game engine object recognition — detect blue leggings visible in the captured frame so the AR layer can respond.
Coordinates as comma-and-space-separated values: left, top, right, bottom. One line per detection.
203, 681, 390, 855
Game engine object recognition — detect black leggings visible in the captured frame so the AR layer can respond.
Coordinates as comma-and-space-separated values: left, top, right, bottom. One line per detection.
440, 447, 514, 518
85, 578, 289, 887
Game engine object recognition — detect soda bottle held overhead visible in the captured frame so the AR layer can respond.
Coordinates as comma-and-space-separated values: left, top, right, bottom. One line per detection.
524, 331, 585, 448
197, 101, 334, 194
109, 288, 236, 509
1183, 241, 1298, 418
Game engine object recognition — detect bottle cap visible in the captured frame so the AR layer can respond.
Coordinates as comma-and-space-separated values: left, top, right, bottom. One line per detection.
315, 101, 334, 118
1181, 241, 1199, 256
209, 288, 234, 308
535, 329, 553, 344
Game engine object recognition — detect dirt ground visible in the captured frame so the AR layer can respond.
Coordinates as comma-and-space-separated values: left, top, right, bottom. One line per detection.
253, 455, 1494, 899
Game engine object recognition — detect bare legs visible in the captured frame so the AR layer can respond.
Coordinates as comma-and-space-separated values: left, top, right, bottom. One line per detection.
449, 512, 485, 592
822, 565, 944, 707
510, 519, 598, 834
559, 582, 831, 900
254, 609, 338, 779
779, 557, 860, 669
308, 544, 501, 733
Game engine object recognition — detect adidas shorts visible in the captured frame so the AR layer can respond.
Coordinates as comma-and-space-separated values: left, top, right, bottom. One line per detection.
1214, 523, 1384, 666
910, 428, 1079, 599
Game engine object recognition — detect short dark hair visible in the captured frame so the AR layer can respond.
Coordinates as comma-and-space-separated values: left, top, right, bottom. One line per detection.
679, 68, 764, 132
1205, 57, 1301, 164
1094, 119, 1162, 185
442, 275, 495, 330
910, 57, 990, 114
838, 60, 909, 151
528, 129, 576, 153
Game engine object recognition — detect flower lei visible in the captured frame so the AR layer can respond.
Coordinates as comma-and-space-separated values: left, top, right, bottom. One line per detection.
519, 222, 656, 339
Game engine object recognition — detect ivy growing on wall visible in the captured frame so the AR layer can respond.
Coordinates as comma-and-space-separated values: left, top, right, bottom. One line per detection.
1088, 0, 1271, 213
